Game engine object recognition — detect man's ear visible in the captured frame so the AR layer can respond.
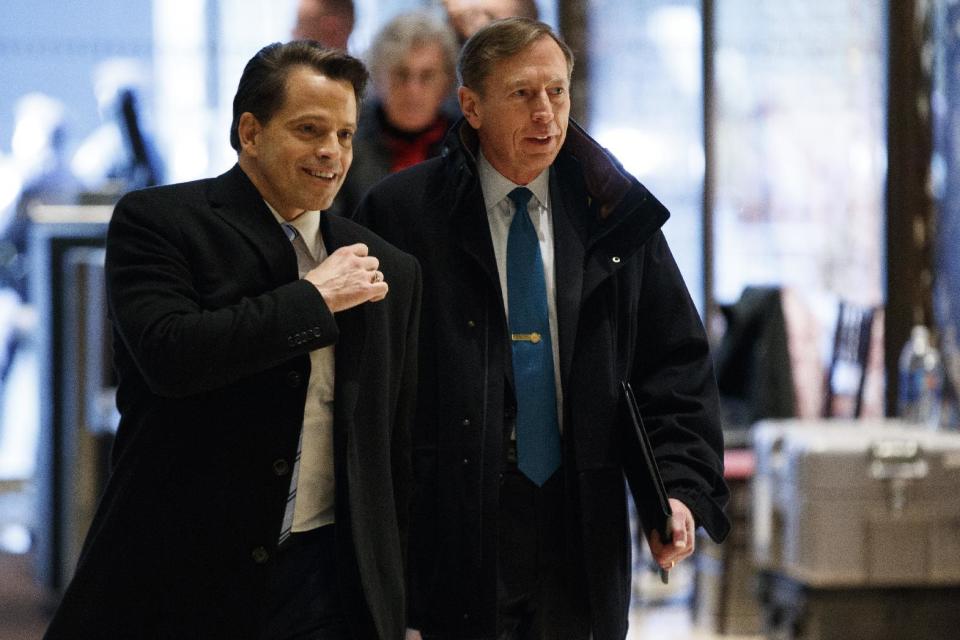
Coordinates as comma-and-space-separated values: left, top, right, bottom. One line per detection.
237, 112, 262, 156
459, 86, 482, 129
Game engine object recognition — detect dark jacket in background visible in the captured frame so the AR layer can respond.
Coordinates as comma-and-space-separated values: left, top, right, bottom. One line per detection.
328, 101, 451, 218
713, 286, 796, 439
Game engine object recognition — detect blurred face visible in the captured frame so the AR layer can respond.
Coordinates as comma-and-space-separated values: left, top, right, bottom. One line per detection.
238, 66, 357, 220
459, 36, 570, 185
292, 0, 353, 50
444, 0, 529, 41
379, 43, 450, 132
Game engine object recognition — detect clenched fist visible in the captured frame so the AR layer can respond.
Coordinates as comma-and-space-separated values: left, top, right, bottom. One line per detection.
305, 243, 388, 312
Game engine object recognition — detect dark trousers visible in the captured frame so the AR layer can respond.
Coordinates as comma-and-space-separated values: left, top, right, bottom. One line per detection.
497, 466, 590, 640
259, 525, 351, 640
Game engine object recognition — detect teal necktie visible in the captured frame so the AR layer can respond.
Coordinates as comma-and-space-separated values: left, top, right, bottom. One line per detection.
506, 187, 561, 486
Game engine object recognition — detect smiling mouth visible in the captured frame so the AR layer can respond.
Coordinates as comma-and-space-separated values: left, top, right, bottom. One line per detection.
304, 167, 338, 180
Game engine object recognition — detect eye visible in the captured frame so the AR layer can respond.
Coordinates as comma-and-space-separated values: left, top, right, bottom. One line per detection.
298, 123, 316, 135
338, 130, 355, 143
549, 86, 566, 96
512, 88, 528, 98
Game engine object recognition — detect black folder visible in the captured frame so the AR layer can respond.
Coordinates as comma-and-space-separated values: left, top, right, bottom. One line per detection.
619, 380, 674, 583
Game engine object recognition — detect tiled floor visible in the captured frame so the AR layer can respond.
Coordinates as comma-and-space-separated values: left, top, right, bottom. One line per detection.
0, 550, 53, 640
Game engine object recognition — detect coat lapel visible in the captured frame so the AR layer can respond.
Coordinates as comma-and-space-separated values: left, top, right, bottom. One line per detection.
453, 182, 504, 301
207, 165, 297, 285
549, 169, 584, 388
320, 213, 368, 425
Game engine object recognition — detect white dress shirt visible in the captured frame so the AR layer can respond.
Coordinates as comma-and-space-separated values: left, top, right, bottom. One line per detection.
268, 204, 336, 532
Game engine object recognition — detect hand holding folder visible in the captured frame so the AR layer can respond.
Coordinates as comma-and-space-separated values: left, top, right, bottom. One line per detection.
619, 380, 674, 584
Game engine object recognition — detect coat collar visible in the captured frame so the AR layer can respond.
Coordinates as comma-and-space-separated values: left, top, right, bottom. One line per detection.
207, 165, 370, 421
207, 164, 297, 285
442, 118, 670, 227
438, 120, 673, 388
321, 212, 370, 425
442, 118, 670, 278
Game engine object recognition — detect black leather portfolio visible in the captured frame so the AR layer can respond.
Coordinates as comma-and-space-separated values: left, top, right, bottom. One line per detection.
620, 380, 674, 583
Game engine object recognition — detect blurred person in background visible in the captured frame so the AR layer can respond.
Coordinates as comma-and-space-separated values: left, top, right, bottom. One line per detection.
7, 93, 82, 298
438, 0, 539, 116
0, 93, 79, 386
329, 11, 458, 217
70, 58, 164, 200
442, 0, 539, 44
292, 0, 355, 50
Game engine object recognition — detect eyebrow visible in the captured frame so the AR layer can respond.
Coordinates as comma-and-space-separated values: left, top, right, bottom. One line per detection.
504, 75, 569, 89
289, 114, 357, 130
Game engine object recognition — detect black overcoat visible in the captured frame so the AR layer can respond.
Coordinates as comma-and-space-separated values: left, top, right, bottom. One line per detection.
44, 165, 421, 640
354, 120, 730, 639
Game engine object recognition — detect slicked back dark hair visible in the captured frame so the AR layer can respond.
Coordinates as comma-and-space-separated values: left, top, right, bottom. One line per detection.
229, 40, 368, 152
458, 17, 574, 95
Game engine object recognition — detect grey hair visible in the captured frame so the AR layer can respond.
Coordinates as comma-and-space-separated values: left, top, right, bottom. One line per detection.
458, 17, 574, 94
367, 11, 459, 91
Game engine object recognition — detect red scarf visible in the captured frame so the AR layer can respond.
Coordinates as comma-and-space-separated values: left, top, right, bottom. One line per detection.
386, 116, 449, 172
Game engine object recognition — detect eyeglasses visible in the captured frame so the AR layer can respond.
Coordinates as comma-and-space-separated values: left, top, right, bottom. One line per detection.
389, 68, 446, 88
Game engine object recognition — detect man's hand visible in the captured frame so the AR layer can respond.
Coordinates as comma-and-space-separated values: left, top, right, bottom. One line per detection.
648, 498, 696, 571
305, 243, 388, 313
405, 629, 423, 640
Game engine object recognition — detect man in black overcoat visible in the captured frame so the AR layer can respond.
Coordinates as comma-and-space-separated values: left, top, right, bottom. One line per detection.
354, 18, 729, 640
44, 41, 421, 640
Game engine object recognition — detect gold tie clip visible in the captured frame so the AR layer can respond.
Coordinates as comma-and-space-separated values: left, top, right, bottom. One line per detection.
511, 332, 542, 344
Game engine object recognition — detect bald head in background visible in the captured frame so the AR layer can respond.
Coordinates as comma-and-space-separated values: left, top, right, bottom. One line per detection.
292, 0, 355, 50
442, 0, 539, 43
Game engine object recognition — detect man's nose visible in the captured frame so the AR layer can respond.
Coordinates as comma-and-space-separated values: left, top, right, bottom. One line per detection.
314, 133, 341, 159
531, 91, 553, 122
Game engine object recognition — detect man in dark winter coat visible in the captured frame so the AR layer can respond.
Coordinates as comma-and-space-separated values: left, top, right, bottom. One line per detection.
44, 41, 420, 640
354, 17, 729, 640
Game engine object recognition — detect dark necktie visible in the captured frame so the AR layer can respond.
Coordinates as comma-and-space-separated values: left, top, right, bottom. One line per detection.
506, 187, 561, 486
278, 222, 315, 544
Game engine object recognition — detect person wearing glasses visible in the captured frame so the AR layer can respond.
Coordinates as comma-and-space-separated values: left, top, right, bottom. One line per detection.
329, 11, 459, 218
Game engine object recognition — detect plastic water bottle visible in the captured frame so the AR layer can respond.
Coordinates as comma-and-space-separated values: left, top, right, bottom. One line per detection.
898, 325, 945, 429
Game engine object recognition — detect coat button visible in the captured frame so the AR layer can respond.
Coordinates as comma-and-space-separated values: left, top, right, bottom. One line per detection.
462, 457, 470, 465
251, 546, 269, 564
462, 418, 471, 427
285, 371, 302, 387
467, 320, 476, 328
611, 256, 621, 263
272, 459, 290, 476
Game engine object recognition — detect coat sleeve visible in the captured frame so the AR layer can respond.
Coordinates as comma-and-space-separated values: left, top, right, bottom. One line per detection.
630, 230, 731, 543
105, 188, 339, 398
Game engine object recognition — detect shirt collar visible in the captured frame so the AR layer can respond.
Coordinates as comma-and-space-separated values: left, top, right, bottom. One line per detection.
266, 202, 322, 256
477, 150, 550, 214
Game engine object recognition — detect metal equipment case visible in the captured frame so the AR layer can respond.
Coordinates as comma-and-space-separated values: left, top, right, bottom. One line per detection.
751, 419, 960, 639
